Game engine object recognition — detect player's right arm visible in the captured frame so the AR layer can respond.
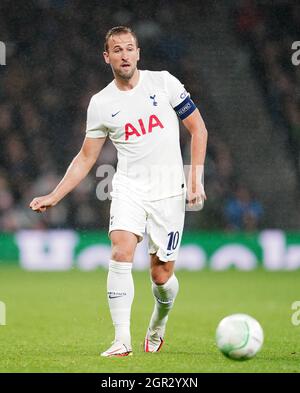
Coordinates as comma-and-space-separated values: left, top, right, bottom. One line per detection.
29, 136, 106, 213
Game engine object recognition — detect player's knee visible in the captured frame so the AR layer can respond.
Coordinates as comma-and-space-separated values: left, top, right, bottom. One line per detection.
151, 269, 172, 285
111, 247, 133, 262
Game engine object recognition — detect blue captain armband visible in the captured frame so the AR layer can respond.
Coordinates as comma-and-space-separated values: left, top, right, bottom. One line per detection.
174, 96, 197, 120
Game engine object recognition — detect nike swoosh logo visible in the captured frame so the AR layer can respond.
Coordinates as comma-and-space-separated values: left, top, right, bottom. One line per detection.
166, 252, 174, 257
112, 111, 121, 117
108, 295, 124, 299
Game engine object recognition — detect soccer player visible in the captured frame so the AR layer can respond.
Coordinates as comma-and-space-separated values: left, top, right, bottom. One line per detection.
30, 26, 208, 357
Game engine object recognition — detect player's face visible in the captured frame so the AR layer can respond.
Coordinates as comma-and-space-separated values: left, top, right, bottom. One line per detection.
103, 33, 140, 80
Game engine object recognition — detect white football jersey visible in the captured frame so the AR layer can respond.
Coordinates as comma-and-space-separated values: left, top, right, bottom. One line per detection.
86, 70, 192, 201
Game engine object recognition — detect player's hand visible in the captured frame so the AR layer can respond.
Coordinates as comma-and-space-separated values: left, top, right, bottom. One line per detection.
187, 165, 207, 209
187, 181, 207, 209
29, 193, 58, 213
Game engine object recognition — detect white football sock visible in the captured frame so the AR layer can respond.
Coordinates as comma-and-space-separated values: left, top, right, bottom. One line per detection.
149, 274, 179, 333
107, 260, 134, 346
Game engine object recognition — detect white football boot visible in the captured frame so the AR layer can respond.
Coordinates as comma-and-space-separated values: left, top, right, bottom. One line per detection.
144, 328, 165, 353
101, 341, 132, 357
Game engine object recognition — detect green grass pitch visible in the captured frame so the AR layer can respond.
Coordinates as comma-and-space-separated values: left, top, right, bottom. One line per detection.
0, 265, 299, 373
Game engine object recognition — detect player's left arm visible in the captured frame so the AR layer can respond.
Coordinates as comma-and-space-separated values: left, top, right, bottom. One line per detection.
182, 108, 208, 208
163, 70, 208, 207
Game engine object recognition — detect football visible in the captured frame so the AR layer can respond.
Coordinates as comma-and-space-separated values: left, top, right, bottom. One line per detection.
216, 313, 264, 360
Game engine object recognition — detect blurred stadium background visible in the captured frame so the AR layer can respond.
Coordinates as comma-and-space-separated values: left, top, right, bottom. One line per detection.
1, 0, 300, 233
1, 0, 300, 373
1, 0, 300, 269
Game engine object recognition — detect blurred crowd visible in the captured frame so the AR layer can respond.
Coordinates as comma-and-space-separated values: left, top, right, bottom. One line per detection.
0, 0, 264, 232
234, 0, 300, 183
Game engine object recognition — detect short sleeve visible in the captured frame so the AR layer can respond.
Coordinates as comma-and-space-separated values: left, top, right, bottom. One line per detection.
163, 71, 189, 108
85, 96, 108, 138
163, 71, 197, 120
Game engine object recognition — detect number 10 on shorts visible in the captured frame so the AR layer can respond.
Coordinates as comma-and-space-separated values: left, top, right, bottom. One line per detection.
167, 231, 180, 252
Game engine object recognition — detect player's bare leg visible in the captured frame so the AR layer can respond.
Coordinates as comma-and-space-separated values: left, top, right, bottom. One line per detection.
144, 254, 179, 353
101, 230, 138, 357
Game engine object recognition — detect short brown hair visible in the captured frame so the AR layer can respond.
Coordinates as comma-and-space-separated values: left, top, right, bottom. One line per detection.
104, 26, 139, 52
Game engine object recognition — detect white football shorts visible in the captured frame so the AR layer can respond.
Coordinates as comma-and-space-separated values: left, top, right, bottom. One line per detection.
108, 192, 186, 262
